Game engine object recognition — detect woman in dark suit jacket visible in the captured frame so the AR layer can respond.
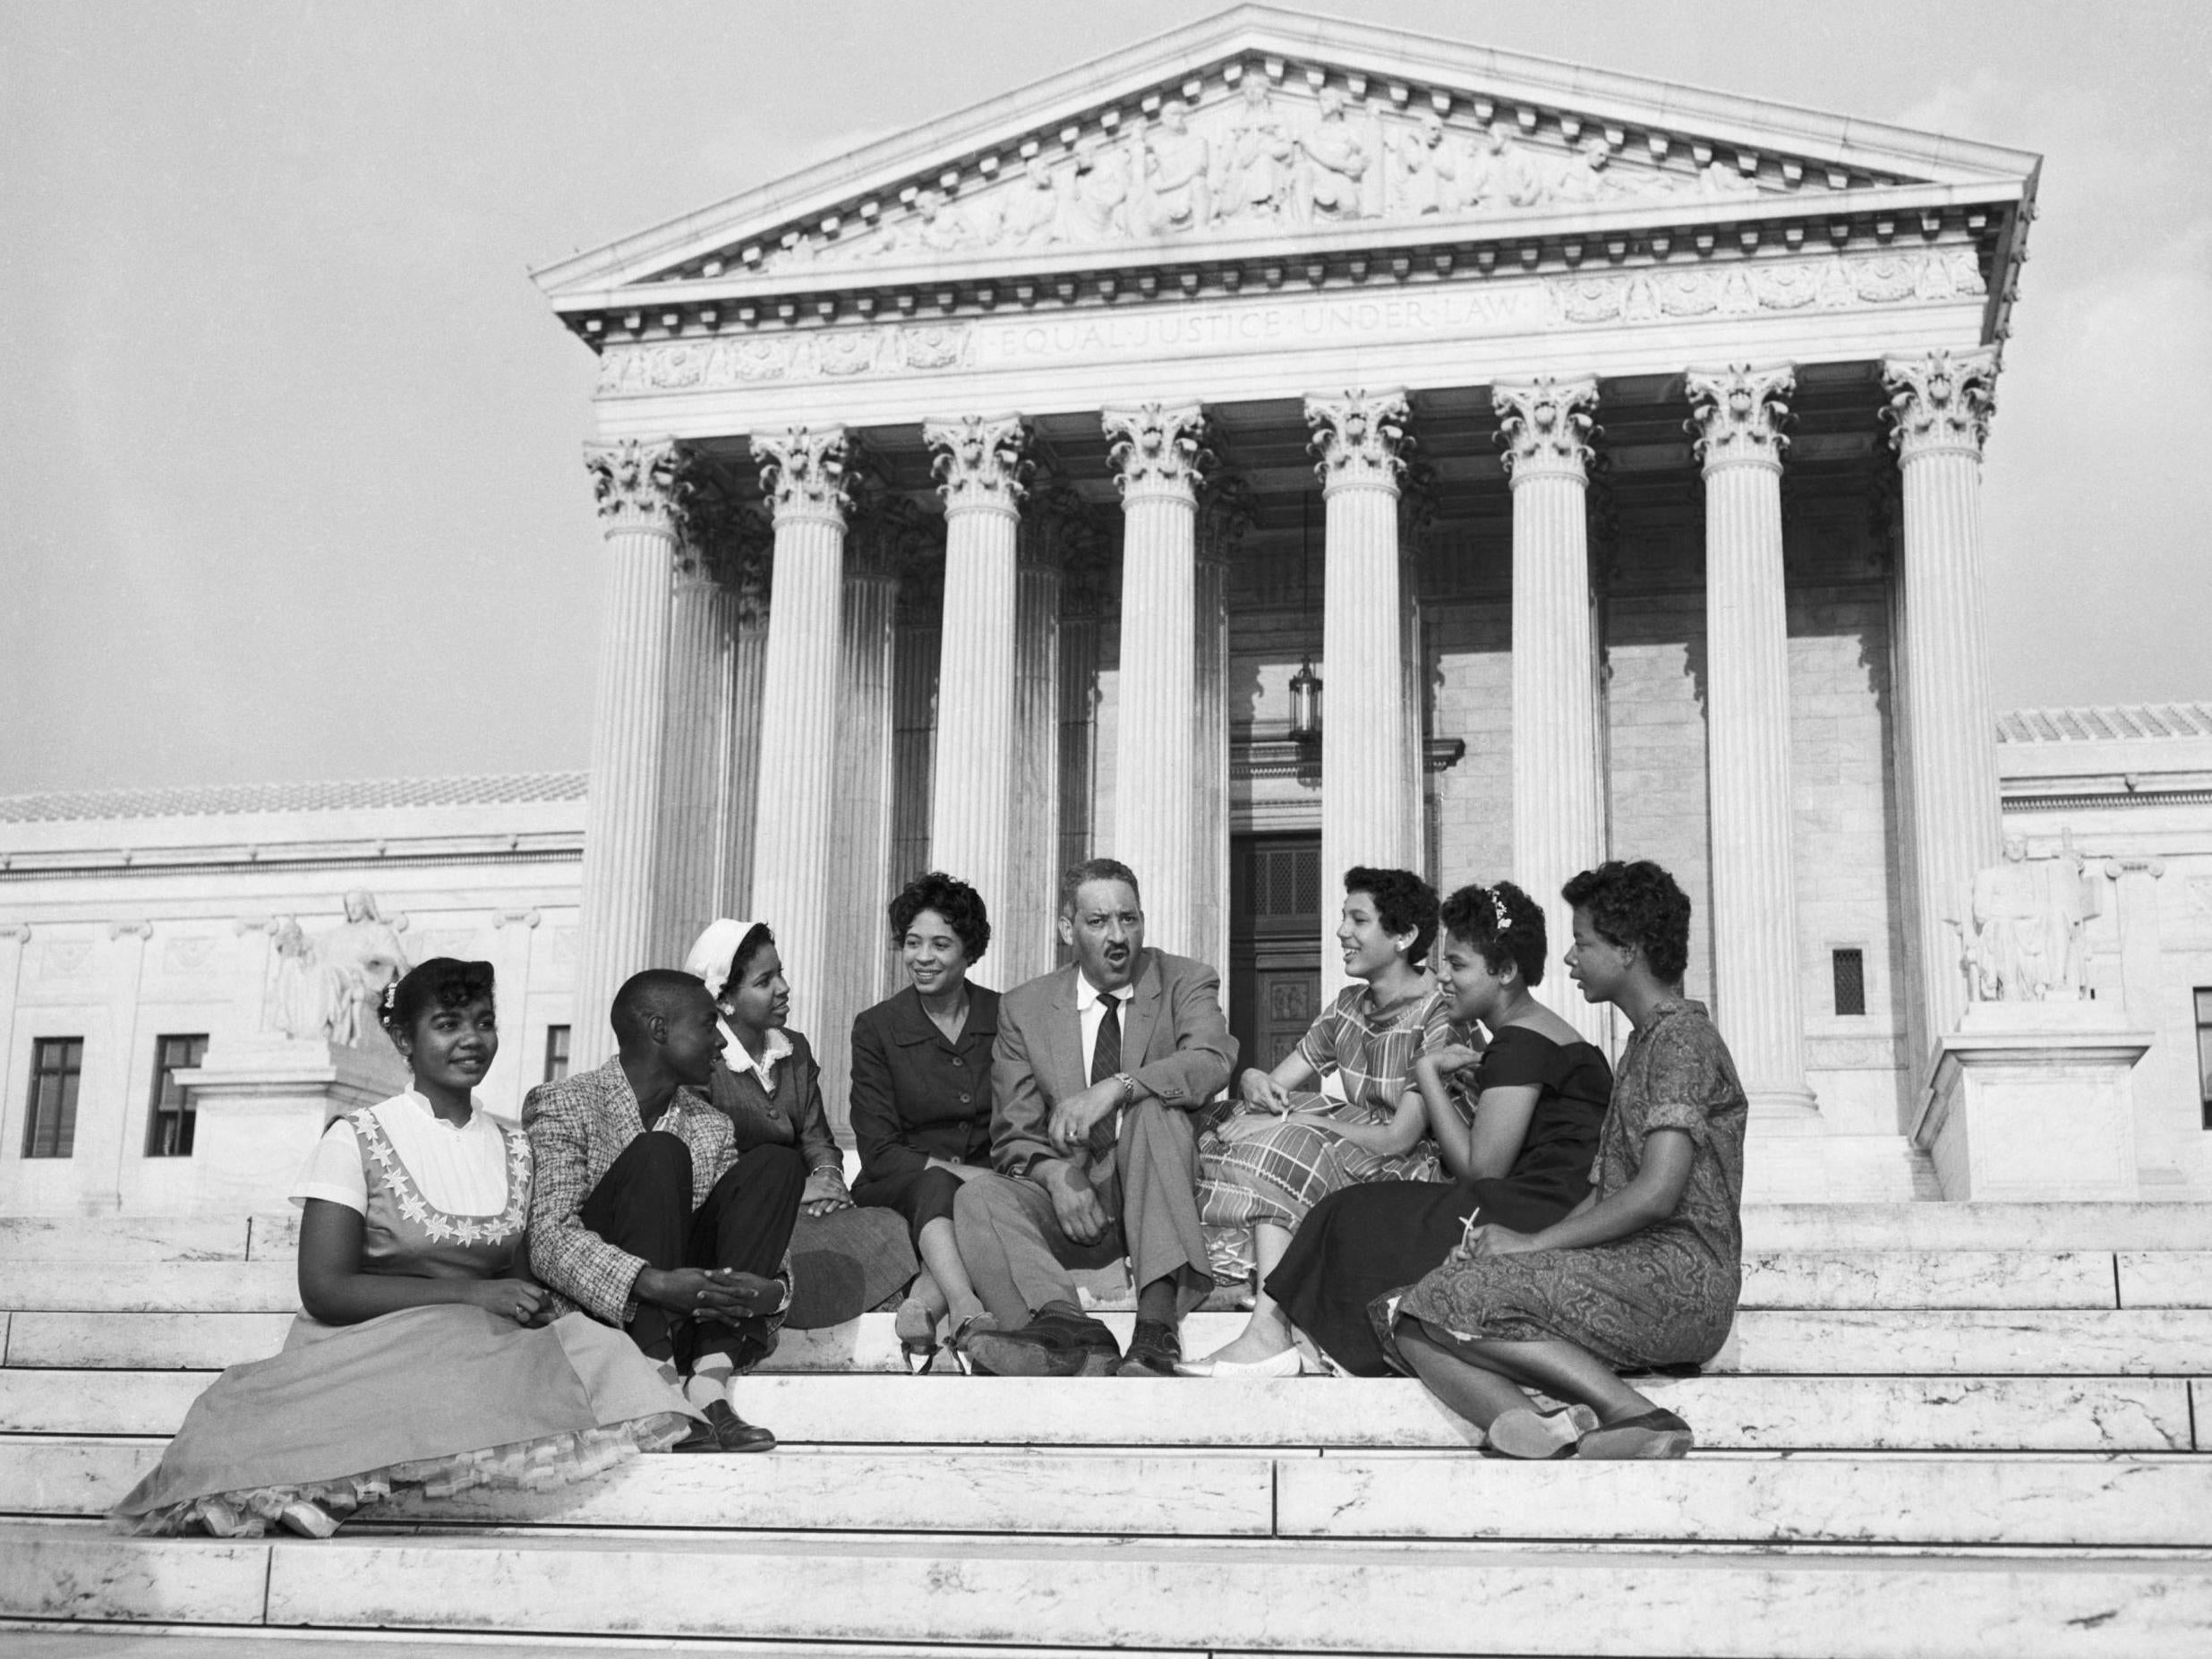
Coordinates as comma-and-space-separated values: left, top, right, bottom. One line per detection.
850, 871, 1000, 1371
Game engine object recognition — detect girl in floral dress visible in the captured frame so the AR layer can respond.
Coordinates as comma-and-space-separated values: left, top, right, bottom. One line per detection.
111, 959, 701, 1537
1182, 867, 1456, 1377
1379, 861, 1747, 1459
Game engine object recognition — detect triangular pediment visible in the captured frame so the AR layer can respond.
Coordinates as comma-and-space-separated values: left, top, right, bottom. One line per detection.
534, 4, 2037, 312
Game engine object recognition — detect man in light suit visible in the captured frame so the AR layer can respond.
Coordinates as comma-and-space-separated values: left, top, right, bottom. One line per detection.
955, 859, 1236, 1378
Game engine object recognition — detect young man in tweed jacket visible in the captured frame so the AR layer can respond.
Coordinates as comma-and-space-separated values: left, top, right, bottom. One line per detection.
524, 969, 802, 1451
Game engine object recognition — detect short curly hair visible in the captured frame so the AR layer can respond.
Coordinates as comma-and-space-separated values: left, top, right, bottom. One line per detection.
1344, 866, 1439, 964
1060, 857, 1141, 913
1561, 860, 1692, 984
380, 957, 495, 1048
725, 924, 775, 994
888, 870, 991, 964
1439, 880, 1547, 985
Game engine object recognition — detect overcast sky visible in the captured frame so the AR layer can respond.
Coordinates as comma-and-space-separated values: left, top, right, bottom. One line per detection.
4, 0, 2207, 795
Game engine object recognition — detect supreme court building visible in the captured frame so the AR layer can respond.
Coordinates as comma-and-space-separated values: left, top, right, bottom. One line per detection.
531, 8, 2041, 1200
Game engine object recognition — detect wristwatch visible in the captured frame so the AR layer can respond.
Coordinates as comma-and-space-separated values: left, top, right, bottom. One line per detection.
1114, 1072, 1137, 1106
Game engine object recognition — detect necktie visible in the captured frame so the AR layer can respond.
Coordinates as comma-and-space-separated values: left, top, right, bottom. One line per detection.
1085, 993, 1123, 1159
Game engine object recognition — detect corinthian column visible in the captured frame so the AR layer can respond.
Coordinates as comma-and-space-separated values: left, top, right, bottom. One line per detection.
1195, 479, 1252, 980
1884, 348, 2003, 1054
1103, 401, 1208, 953
575, 437, 688, 1068
924, 415, 1029, 928
1308, 390, 1415, 997
655, 535, 738, 971
1496, 378, 1605, 1042
1690, 364, 1816, 1119
748, 425, 853, 1041
1004, 490, 1081, 986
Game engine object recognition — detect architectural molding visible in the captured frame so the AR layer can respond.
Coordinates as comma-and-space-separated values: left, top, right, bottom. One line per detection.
1495, 375, 1598, 485
1305, 389, 1410, 494
752, 424, 857, 525
1687, 363, 1795, 474
1883, 347, 1998, 462
584, 437, 688, 535
925, 414, 1031, 516
1102, 401, 1210, 501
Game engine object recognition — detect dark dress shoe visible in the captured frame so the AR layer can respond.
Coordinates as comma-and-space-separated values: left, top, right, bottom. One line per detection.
962, 1307, 1121, 1378
673, 1398, 777, 1453
1115, 1318, 1182, 1378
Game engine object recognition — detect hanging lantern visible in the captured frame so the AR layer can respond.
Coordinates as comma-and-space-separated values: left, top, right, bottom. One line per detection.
1289, 657, 1323, 739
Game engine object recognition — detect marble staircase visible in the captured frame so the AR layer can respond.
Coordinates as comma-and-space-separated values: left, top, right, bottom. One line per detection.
1, 1204, 2208, 1655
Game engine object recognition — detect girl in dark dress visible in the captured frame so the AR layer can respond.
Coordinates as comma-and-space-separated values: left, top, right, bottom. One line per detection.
1265, 881, 1610, 1377
1383, 860, 1748, 1461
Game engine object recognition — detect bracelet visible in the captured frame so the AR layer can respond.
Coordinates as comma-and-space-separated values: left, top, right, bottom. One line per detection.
1115, 1072, 1137, 1106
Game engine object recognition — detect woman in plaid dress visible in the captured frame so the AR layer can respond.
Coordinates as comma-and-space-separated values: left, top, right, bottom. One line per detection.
1180, 867, 1454, 1377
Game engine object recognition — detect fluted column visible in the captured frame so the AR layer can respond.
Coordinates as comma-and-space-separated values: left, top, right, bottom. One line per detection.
1497, 378, 1606, 1042
823, 505, 907, 1136
924, 415, 1029, 931
724, 573, 769, 917
1194, 481, 1251, 979
748, 425, 853, 1041
575, 438, 688, 1068
1308, 390, 1415, 997
1004, 492, 1075, 986
1103, 402, 1208, 953
1884, 348, 2003, 1055
1690, 364, 1816, 1119
655, 545, 738, 969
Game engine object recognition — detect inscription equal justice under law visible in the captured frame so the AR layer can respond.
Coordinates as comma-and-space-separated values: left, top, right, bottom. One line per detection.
593, 245, 1985, 396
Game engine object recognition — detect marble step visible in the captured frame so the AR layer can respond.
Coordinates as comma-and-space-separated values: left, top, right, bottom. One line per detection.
14, 1305, 2209, 1379
3, 1203, 2204, 1267
9, 1247, 2199, 1319
3, 1522, 2207, 1655
7, 1434, 2210, 1549
3, 1368, 2197, 1452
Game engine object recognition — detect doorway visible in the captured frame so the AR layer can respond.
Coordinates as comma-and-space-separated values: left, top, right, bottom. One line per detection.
1228, 832, 1323, 1074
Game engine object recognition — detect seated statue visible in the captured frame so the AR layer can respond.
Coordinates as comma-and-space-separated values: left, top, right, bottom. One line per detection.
952, 858, 1235, 1379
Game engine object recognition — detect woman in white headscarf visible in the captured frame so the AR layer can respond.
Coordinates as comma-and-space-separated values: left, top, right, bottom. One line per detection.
683, 920, 918, 1329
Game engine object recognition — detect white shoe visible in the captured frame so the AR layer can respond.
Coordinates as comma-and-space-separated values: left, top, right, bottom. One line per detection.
1174, 1345, 1304, 1379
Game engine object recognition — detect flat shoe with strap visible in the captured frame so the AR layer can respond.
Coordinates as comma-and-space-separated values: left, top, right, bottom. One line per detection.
1174, 1345, 1303, 1379
1576, 1407, 1693, 1460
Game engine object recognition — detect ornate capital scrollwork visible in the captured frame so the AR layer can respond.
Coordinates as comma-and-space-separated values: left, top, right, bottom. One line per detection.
924, 414, 1030, 517
1493, 377, 1599, 488
1687, 363, 1795, 475
1883, 348, 1998, 463
1305, 389, 1412, 496
1102, 402, 1209, 503
585, 437, 689, 535
751, 424, 855, 526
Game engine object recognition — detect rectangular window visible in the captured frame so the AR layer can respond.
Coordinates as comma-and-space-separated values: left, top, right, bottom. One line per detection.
145, 1033, 209, 1157
22, 1038, 84, 1159
2197, 988, 2212, 1132
543, 1025, 571, 1085
1832, 949, 1867, 1018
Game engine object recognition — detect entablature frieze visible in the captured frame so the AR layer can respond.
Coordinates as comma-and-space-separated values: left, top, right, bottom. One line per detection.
585, 242, 1992, 435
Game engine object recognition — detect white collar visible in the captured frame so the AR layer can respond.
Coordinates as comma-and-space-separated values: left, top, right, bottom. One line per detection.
398, 1090, 481, 1132
719, 1020, 793, 1090
1075, 972, 1132, 1012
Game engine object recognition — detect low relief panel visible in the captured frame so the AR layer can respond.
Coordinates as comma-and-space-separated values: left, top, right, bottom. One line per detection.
597, 247, 1985, 397
746, 81, 1764, 276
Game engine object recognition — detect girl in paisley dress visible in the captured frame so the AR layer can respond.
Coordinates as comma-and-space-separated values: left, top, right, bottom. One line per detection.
1378, 861, 1747, 1460
110, 959, 701, 1538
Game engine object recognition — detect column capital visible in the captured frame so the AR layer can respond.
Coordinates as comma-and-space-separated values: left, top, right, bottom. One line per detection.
1494, 377, 1598, 488
1103, 402, 1209, 503
680, 474, 773, 612
925, 414, 1030, 517
752, 424, 855, 526
1883, 348, 1998, 463
1687, 363, 1795, 475
1305, 389, 1411, 497
585, 436, 689, 536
